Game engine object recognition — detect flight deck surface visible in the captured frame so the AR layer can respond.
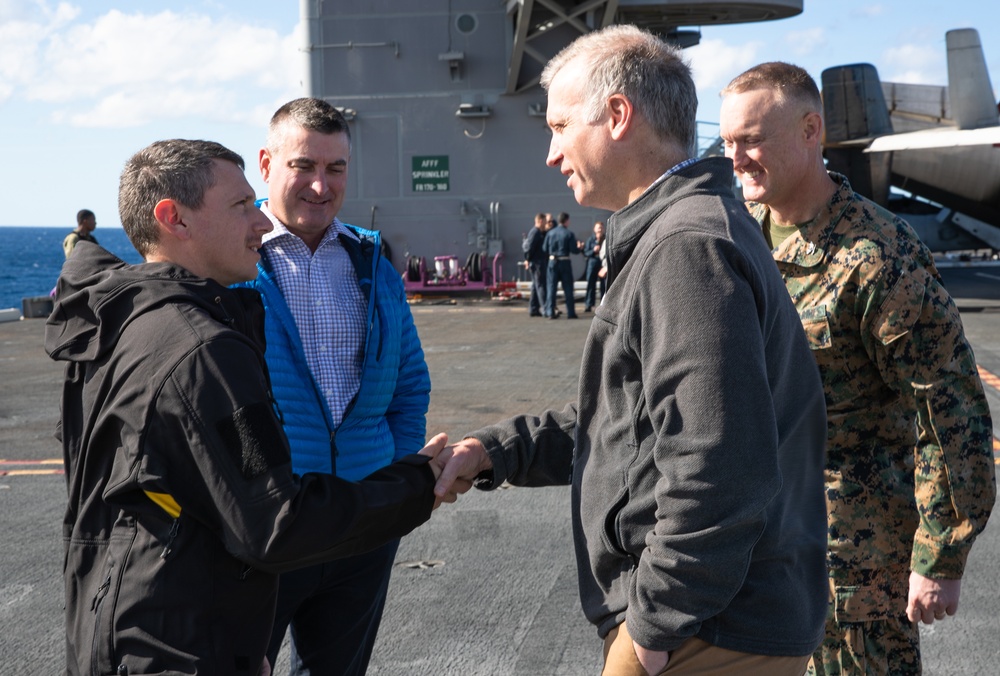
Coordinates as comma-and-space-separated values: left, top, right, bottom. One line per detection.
2, 268, 998, 674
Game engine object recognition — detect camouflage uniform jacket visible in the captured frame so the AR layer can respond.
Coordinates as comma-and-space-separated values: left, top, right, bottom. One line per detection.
748, 173, 995, 621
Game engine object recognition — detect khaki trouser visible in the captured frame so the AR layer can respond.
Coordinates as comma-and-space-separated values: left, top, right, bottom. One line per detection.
602, 622, 809, 676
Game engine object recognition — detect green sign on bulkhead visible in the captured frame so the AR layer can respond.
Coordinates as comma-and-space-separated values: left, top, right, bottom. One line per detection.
412, 155, 450, 192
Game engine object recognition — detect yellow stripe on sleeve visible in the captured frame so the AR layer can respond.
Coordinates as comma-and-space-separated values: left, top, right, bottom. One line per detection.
144, 490, 182, 519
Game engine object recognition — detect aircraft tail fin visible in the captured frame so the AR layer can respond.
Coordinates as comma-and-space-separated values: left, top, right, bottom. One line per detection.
821, 63, 893, 144
946, 28, 999, 129
821, 64, 893, 204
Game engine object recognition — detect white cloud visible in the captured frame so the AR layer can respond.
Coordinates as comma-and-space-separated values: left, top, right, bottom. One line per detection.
0, 0, 77, 22
0, 0, 78, 102
51, 87, 235, 127
883, 43, 945, 84
688, 38, 765, 96
855, 4, 886, 18
784, 28, 828, 58
6, 6, 300, 127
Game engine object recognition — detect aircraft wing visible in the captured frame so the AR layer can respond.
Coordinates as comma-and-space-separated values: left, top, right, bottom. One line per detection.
865, 126, 1000, 152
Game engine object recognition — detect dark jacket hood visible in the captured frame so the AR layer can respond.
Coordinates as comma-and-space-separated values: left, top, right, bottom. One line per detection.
45, 241, 262, 363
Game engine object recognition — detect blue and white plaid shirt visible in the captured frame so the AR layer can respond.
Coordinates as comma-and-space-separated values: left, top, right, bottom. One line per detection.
648, 157, 702, 191
260, 203, 367, 427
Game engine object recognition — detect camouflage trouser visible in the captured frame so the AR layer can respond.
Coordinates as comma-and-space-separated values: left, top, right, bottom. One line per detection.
807, 613, 921, 675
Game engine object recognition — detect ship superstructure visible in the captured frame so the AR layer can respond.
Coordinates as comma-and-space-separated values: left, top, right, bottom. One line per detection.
300, 0, 803, 282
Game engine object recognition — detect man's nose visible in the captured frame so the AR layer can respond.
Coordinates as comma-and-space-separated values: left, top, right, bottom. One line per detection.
255, 209, 273, 234
725, 143, 745, 168
546, 136, 562, 168
309, 171, 328, 194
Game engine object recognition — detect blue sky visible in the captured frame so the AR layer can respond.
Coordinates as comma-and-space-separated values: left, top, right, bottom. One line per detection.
2, 0, 998, 228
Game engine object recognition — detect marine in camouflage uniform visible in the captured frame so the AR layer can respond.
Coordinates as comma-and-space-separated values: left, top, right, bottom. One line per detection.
747, 173, 996, 675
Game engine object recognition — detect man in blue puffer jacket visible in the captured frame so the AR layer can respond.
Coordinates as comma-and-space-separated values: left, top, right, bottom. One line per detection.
240, 98, 431, 675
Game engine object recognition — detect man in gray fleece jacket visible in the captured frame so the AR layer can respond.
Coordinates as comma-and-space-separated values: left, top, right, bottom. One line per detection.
433, 25, 829, 676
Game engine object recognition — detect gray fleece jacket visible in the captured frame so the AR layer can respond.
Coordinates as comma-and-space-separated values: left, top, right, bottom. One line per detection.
471, 157, 828, 656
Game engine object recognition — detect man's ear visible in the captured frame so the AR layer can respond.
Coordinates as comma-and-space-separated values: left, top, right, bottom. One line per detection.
607, 94, 633, 141
259, 148, 272, 183
153, 199, 192, 242
802, 111, 823, 146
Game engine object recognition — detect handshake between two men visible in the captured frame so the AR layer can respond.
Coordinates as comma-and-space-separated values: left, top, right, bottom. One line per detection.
419, 434, 491, 509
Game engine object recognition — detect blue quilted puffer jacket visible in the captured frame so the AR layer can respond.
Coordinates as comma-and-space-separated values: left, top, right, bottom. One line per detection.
241, 224, 430, 481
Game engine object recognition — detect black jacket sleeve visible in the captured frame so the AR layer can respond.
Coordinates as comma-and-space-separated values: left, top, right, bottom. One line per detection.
134, 336, 436, 572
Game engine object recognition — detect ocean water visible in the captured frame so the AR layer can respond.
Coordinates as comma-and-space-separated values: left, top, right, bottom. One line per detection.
0, 226, 144, 312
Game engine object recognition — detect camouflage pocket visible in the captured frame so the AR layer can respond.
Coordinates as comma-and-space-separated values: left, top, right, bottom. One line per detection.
799, 305, 831, 350
873, 272, 925, 346
833, 585, 885, 623
830, 569, 903, 623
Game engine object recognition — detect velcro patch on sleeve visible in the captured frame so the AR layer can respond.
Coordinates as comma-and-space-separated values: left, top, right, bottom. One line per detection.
216, 401, 289, 480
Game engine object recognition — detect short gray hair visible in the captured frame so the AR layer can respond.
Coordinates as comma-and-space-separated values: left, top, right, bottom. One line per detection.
541, 24, 698, 155
266, 97, 352, 153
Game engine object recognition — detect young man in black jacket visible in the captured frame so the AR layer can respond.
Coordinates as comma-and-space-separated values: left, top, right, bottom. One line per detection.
46, 139, 457, 676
